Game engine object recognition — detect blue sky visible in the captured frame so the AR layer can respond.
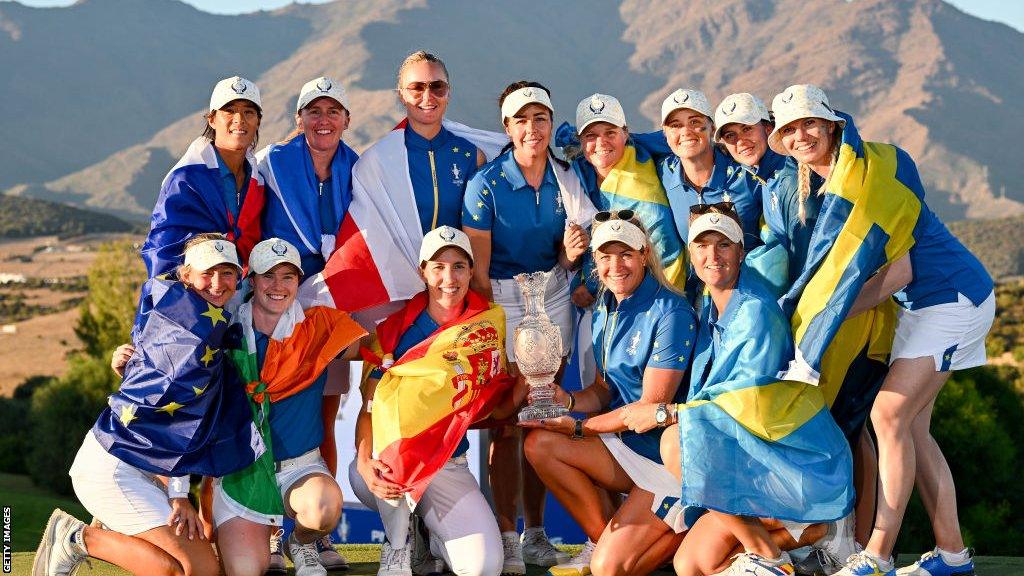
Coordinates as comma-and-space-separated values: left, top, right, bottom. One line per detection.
13, 0, 1024, 32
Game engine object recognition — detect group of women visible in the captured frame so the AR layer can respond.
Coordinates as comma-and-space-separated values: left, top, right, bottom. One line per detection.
32, 49, 993, 576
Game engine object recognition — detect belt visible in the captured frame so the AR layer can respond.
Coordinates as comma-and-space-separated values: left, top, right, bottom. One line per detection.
275, 448, 321, 472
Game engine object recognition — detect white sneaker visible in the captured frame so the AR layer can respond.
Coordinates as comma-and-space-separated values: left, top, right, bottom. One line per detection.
410, 516, 444, 576
521, 528, 570, 567
266, 529, 287, 575
795, 514, 862, 575
31, 509, 89, 576
378, 537, 413, 576
501, 531, 526, 575
547, 539, 595, 576
315, 533, 349, 571
724, 551, 796, 575
287, 534, 328, 576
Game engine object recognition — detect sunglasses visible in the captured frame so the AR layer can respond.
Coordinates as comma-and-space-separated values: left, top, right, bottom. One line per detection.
594, 209, 635, 223
401, 80, 450, 98
688, 201, 737, 223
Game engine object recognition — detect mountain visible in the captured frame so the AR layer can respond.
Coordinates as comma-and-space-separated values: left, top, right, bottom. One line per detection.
948, 215, 1024, 281
2, 0, 1022, 222
0, 194, 136, 238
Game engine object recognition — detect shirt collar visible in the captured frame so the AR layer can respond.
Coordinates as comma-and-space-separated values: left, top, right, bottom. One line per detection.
499, 150, 557, 191
404, 124, 451, 151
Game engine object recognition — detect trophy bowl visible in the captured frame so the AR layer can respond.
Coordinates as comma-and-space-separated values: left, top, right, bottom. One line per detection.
513, 271, 569, 422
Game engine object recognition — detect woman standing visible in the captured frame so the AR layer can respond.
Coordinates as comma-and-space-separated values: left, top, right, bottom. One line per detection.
522, 214, 696, 576
770, 84, 994, 576
142, 76, 266, 278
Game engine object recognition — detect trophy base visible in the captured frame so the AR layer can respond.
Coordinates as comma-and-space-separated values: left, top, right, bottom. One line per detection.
518, 402, 569, 423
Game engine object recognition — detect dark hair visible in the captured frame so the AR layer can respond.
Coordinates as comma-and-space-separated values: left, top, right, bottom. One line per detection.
202, 101, 262, 150
497, 80, 567, 169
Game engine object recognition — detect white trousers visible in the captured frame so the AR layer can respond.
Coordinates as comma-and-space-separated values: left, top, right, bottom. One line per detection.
348, 455, 502, 576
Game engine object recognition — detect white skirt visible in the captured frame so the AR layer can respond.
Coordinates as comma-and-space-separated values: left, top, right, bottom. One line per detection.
891, 291, 995, 371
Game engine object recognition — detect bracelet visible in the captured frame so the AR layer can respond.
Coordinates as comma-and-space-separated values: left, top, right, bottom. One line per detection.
565, 392, 576, 412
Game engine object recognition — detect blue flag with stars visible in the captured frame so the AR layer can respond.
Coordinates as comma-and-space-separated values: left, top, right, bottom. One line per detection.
92, 279, 264, 477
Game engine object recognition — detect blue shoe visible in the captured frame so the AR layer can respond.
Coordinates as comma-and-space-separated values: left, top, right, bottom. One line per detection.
834, 552, 895, 576
895, 549, 975, 576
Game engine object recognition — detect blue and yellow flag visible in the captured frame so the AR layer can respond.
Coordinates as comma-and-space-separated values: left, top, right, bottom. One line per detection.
92, 279, 263, 477
779, 112, 914, 387
678, 271, 853, 524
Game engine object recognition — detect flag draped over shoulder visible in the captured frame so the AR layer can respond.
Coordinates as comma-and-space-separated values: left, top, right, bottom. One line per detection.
779, 112, 918, 386
92, 279, 263, 477
304, 119, 508, 313
363, 290, 513, 507
142, 137, 265, 278
219, 299, 366, 525
258, 134, 358, 269
678, 272, 853, 524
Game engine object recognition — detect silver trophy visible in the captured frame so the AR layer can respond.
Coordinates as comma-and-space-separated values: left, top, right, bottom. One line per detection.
514, 271, 568, 422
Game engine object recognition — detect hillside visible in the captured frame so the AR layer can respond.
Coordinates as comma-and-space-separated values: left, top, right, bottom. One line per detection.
0, 194, 137, 238
2, 0, 1022, 222
949, 215, 1024, 281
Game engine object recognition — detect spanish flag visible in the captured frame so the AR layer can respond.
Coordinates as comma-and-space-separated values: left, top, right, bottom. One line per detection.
363, 290, 513, 506
219, 299, 365, 525
779, 112, 917, 390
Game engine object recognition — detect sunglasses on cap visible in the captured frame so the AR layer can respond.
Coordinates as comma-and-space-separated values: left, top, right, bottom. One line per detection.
688, 201, 737, 223
401, 80, 450, 99
594, 209, 635, 223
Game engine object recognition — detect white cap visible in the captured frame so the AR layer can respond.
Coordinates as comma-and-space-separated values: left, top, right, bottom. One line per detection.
183, 238, 242, 272
714, 93, 771, 140
419, 226, 474, 265
209, 76, 261, 112
687, 212, 744, 246
249, 238, 303, 275
660, 88, 713, 124
768, 84, 845, 154
296, 76, 349, 113
575, 93, 627, 134
500, 86, 554, 122
591, 219, 646, 252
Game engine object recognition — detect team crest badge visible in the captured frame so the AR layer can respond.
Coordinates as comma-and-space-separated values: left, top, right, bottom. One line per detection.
272, 240, 288, 255
231, 78, 247, 95
451, 163, 463, 186
439, 226, 457, 242
316, 77, 332, 93
214, 240, 225, 252
589, 96, 605, 114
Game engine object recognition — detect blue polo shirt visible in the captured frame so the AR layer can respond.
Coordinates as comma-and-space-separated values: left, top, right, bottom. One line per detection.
406, 125, 479, 233
463, 150, 567, 279
761, 161, 823, 287
214, 148, 250, 224
592, 273, 697, 463
256, 331, 327, 460
895, 201, 992, 309
368, 309, 470, 457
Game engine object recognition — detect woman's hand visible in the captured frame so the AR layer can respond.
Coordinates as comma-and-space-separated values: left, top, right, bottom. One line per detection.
563, 223, 589, 264
357, 457, 407, 501
620, 402, 660, 434
519, 415, 576, 436
110, 344, 136, 377
167, 497, 204, 541
571, 285, 596, 308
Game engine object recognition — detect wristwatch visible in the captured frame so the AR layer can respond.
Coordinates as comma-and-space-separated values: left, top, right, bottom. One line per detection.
572, 419, 584, 440
655, 403, 670, 427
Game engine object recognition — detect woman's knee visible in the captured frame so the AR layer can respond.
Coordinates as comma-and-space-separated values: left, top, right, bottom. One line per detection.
522, 428, 566, 467
292, 488, 342, 532
870, 396, 910, 437
590, 545, 635, 576
179, 548, 220, 576
219, 550, 269, 576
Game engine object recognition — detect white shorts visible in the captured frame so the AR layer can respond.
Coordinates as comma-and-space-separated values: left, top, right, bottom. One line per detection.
212, 448, 332, 527
69, 431, 170, 535
891, 291, 995, 372
600, 434, 687, 534
491, 268, 572, 363
348, 455, 503, 576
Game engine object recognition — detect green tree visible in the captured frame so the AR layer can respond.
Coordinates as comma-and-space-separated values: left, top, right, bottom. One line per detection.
74, 241, 147, 357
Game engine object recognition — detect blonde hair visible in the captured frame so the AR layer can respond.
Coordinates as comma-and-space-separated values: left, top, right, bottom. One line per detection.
796, 122, 841, 223
176, 232, 231, 280
396, 50, 449, 90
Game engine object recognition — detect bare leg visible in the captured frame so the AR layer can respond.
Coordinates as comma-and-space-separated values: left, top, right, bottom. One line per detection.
320, 393, 342, 476
590, 487, 684, 576
707, 512, 782, 559
866, 356, 951, 558
198, 477, 214, 541
523, 429, 630, 541
521, 443, 547, 530
854, 427, 878, 546
216, 518, 272, 576
489, 422, 523, 533
285, 473, 343, 543
910, 397, 965, 552
83, 524, 218, 576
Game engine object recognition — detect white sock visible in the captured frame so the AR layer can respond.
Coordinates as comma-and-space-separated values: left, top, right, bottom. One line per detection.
936, 547, 971, 565
865, 551, 894, 570
70, 525, 88, 556
522, 526, 546, 539
501, 530, 519, 540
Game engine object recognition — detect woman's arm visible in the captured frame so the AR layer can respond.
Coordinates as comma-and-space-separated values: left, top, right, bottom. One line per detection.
462, 227, 494, 301
354, 375, 406, 500
619, 367, 686, 434
847, 254, 912, 318
558, 222, 588, 271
